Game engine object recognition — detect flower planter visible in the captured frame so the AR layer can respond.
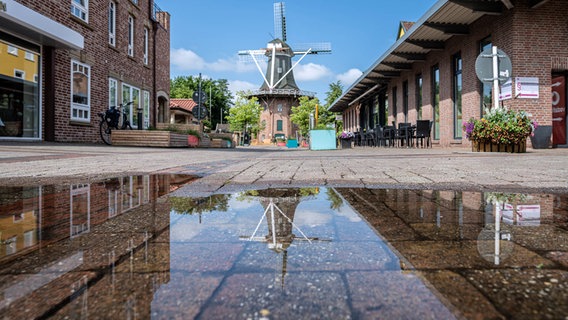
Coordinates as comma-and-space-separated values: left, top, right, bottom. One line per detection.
188, 135, 199, 147
340, 138, 352, 149
472, 140, 526, 153
529, 125, 552, 149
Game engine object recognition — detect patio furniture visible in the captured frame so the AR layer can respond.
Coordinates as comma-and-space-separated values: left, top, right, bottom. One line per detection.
394, 122, 413, 147
415, 120, 433, 148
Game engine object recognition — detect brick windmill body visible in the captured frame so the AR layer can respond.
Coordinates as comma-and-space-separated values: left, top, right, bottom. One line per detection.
239, 2, 330, 145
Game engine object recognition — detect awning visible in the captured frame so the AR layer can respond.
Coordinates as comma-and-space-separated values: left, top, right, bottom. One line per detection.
0, 0, 83, 50
329, 0, 513, 112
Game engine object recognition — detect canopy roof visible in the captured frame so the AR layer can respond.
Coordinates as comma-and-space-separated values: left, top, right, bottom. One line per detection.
328, 0, 548, 112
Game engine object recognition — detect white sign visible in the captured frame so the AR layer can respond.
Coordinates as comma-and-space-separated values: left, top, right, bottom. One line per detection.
515, 77, 539, 99
499, 79, 512, 100
335, 115, 343, 121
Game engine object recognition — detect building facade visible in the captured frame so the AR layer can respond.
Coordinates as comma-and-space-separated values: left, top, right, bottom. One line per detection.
0, 0, 170, 142
330, 0, 568, 149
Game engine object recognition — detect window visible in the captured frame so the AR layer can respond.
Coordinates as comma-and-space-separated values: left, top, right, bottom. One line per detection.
402, 81, 408, 122
432, 65, 440, 140
109, 78, 118, 107
479, 36, 492, 116
143, 27, 149, 64
71, 60, 91, 122
276, 120, 283, 131
7, 45, 18, 56
453, 53, 463, 139
25, 51, 35, 61
131, 0, 138, 4
122, 83, 140, 127
109, 1, 116, 46
416, 74, 423, 120
143, 91, 150, 128
14, 70, 25, 79
391, 87, 397, 121
128, 15, 134, 56
71, 0, 88, 22
70, 184, 90, 238
277, 104, 283, 112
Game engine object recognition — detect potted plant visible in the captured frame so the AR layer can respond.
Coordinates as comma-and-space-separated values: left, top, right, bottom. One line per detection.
463, 106, 537, 153
186, 129, 201, 147
338, 131, 354, 149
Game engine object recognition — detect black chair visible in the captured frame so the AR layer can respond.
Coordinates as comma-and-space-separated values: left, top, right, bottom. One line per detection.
382, 125, 395, 147
415, 120, 433, 148
394, 122, 412, 147
365, 129, 375, 147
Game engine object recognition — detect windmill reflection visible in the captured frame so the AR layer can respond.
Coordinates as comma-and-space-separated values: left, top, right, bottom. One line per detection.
240, 188, 331, 287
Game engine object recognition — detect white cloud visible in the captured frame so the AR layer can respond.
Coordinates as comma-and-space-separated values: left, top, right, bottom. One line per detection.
170, 48, 258, 73
337, 68, 363, 87
294, 63, 333, 81
229, 80, 258, 96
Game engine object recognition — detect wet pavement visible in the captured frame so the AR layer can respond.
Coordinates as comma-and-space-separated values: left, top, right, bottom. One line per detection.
0, 173, 567, 319
1, 142, 568, 319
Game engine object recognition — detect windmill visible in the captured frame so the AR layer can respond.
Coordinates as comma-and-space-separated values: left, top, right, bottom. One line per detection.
239, 2, 331, 93
238, 2, 331, 144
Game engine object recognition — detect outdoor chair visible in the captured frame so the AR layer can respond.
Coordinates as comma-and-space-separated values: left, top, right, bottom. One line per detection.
394, 122, 412, 147
415, 120, 433, 148
365, 130, 376, 147
382, 125, 395, 147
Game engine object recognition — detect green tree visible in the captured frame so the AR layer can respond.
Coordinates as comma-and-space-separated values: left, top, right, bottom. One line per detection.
290, 96, 320, 137
323, 81, 344, 133
226, 92, 263, 137
170, 76, 233, 130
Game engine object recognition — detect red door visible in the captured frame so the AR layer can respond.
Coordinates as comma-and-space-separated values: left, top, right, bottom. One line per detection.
552, 75, 567, 145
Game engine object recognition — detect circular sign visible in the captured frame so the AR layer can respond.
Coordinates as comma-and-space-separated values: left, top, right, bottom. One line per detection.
193, 105, 208, 120
192, 90, 207, 103
475, 48, 512, 84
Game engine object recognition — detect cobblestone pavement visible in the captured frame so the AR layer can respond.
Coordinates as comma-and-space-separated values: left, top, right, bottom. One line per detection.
0, 142, 567, 194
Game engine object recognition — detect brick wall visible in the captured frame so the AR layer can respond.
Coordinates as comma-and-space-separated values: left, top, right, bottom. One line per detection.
16, 0, 170, 143
373, 0, 568, 147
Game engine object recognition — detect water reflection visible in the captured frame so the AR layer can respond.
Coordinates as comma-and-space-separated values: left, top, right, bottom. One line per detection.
0, 185, 567, 319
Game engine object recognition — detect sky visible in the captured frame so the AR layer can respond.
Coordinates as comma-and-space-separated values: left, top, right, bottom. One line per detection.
159, 0, 437, 103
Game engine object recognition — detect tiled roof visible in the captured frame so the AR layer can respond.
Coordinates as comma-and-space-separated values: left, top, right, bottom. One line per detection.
170, 99, 197, 113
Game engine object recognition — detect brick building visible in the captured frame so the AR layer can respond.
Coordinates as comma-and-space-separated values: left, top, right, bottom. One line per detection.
0, 0, 170, 142
330, 0, 568, 149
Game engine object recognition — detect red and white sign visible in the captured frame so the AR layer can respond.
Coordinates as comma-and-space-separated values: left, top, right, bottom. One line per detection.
515, 77, 539, 99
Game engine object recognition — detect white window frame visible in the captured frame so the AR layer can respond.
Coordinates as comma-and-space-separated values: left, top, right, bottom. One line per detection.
14, 69, 25, 79
70, 184, 90, 238
25, 51, 35, 61
71, 60, 91, 122
71, 0, 88, 22
109, 78, 118, 108
108, 1, 116, 46
7, 45, 18, 56
143, 90, 150, 128
121, 83, 140, 127
143, 27, 149, 65
128, 15, 134, 57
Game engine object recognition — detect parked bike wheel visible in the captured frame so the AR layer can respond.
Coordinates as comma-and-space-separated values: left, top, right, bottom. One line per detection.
100, 120, 112, 145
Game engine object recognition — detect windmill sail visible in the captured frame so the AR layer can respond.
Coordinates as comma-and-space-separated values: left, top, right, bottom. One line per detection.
274, 2, 287, 42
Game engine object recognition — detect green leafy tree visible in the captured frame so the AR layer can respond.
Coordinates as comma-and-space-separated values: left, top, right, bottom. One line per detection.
226, 92, 263, 137
323, 81, 344, 132
170, 76, 233, 130
290, 96, 320, 137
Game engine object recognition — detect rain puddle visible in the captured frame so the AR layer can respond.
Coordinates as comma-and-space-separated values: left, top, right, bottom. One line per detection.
0, 176, 567, 319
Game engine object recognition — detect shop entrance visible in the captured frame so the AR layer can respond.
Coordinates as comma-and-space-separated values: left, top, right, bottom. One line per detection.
552, 74, 567, 147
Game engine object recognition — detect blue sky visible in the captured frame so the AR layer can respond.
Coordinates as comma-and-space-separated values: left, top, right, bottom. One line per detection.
159, 0, 436, 102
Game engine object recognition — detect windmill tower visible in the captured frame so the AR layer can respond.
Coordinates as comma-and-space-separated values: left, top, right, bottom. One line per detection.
239, 2, 331, 144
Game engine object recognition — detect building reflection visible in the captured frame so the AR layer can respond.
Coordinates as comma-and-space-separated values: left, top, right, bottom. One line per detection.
0, 174, 195, 319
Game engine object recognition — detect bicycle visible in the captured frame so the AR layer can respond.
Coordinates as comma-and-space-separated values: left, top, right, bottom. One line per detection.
98, 101, 133, 145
